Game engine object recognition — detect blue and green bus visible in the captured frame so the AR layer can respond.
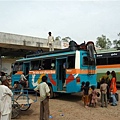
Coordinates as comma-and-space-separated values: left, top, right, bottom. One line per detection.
11, 41, 97, 98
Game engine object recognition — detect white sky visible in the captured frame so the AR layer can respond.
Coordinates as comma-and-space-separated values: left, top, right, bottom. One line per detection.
0, 0, 120, 44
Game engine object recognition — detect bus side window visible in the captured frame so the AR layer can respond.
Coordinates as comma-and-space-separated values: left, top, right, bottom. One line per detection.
31, 60, 39, 70
51, 59, 56, 70
68, 55, 75, 69
19, 62, 23, 71
13, 62, 19, 74
83, 56, 96, 65
83, 56, 88, 65
108, 57, 120, 64
39, 60, 44, 70
43, 59, 51, 70
96, 58, 107, 65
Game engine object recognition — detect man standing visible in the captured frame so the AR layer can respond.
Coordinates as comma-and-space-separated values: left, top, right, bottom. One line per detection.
0, 76, 13, 120
34, 76, 50, 120
47, 32, 54, 51
99, 71, 111, 102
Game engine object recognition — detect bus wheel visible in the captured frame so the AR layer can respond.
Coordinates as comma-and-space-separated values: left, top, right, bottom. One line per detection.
49, 86, 54, 99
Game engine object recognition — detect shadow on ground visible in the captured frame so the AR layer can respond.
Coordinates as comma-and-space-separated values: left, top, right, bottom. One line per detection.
55, 93, 83, 102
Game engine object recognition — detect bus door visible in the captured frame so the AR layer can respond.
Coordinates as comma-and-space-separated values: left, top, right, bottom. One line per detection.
23, 62, 30, 80
56, 57, 67, 91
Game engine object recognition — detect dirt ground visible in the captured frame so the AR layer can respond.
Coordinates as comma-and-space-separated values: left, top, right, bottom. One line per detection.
12, 90, 120, 120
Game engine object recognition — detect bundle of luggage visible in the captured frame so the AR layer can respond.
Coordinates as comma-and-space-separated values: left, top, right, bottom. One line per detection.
109, 93, 119, 102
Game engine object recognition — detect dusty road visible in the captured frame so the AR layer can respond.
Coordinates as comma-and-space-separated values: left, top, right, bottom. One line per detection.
12, 90, 120, 120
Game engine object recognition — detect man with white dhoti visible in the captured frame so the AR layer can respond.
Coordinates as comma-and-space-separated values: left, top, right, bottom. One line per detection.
0, 77, 13, 120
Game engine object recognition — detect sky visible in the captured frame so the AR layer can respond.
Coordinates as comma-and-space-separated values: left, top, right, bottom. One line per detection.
0, 0, 120, 44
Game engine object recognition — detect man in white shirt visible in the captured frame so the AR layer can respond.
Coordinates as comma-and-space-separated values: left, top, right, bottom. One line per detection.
47, 32, 54, 51
0, 77, 13, 120
34, 76, 50, 120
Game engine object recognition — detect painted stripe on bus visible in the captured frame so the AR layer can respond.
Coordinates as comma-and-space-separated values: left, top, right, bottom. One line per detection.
66, 69, 96, 74
97, 64, 120, 69
15, 69, 96, 75
15, 71, 23, 74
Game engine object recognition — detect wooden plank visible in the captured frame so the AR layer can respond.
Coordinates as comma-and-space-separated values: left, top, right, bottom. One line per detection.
16, 99, 34, 104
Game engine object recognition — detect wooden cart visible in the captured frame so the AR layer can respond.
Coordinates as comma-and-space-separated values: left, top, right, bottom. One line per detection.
11, 90, 37, 119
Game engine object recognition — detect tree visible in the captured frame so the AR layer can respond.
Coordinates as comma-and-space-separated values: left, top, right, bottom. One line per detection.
55, 36, 61, 41
113, 33, 120, 48
62, 37, 71, 42
118, 33, 120, 40
96, 35, 112, 49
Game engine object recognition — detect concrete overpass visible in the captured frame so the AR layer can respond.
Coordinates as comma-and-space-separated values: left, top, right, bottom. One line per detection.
0, 32, 62, 74
0, 32, 61, 57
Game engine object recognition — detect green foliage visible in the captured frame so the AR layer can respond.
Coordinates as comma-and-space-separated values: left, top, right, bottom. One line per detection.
113, 33, 120, 48
113, 40, 120, 48
96, 35, 112, 49
62, 37, 71, 42
55, 36, 61, 41
55, 36, 71, 42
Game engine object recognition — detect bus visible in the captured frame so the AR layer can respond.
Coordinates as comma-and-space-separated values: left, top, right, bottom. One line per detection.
96, 48, 120, 86
11, 41, 97, 98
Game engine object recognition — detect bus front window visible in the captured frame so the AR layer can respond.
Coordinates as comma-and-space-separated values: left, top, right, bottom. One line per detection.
68, 55, 75, 69
12, 62, 19, 74
83, 56, 95, 66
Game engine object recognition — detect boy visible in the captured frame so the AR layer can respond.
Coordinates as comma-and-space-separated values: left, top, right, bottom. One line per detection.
83, 81, 90, 108
100, 78, 108, 107
34, 76, 50, 120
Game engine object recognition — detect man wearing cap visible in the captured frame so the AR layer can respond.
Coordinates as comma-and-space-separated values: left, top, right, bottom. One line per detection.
0, 76, 13, 120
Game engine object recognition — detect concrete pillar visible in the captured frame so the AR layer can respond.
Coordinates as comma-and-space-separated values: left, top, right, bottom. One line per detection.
0, 48, 2, 71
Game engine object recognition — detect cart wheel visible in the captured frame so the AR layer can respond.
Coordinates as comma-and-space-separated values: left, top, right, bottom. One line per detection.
16, 94, 31, 111
11, 100, 20, 119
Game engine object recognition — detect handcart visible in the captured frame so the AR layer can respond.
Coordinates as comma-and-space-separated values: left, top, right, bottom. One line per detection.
11, 90, 37, 119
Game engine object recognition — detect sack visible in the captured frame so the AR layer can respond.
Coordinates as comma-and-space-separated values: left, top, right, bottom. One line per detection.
109, 96, 113, 103
115, 93, 119, 101
97, 92, 100, 97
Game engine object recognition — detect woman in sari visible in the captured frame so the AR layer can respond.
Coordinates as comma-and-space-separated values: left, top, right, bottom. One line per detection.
110, 71, 117, 106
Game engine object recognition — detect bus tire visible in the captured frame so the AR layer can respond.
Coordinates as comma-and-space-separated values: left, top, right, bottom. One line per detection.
49, 85, 54, 99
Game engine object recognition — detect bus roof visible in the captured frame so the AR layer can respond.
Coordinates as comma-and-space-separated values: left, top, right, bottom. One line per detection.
16, 41, 93, 62
16, 49, 78, 62
96, 48, 120, 58
96, 48, 120, 54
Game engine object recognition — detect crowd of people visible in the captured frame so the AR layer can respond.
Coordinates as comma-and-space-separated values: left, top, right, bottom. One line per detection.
0, 69, 118, 120
81, 70, 118, 108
